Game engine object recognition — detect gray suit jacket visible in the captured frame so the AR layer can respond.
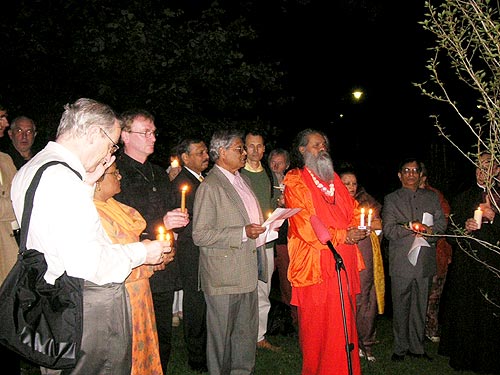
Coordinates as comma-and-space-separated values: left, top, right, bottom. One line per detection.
192, 165, 266, 296
382, 187, 446, 278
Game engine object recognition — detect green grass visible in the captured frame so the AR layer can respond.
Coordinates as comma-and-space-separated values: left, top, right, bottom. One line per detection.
22, 310, 477, 375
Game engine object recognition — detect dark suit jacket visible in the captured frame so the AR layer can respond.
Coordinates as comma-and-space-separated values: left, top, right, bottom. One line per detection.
168, 167, 202, 287
192, 165, 265, 296
382, 187, 446, 278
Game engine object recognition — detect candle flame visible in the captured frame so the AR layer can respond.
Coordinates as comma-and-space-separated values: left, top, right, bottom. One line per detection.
181, 185, 188, 192
171, 158, 179, 168
361, 207, 365, 214
158, 226, 165, 235
477, 206, 482, 211
368, 208, 373, 215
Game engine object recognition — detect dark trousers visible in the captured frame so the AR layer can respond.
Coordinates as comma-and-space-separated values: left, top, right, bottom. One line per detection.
178, 258, 207, 365
151, 290, 175, 374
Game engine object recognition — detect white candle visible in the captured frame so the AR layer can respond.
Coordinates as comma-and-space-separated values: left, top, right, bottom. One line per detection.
367, 208, 373, 227
360, 208, 365, 227
474, 206, 483, 229
156, 226, 167, 241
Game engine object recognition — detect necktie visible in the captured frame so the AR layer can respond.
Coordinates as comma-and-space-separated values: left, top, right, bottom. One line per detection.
198, 175, 204, 182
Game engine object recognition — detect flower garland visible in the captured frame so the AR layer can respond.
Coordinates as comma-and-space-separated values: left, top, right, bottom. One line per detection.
306, 168, 335, 197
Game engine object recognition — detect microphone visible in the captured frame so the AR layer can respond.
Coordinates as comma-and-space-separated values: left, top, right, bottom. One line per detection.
310, 215, 345, 271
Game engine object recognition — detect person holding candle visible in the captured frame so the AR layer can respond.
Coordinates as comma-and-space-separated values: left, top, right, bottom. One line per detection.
283, 129, 367, 375
115, 109, 189, 374
338, 164, 384, 362
10, 98, 168, 374
381, 157, 446, 363
167, 138, 210, 373
438, 152, 500, 374
192, 129, 267, 375
94, 162, 166, 375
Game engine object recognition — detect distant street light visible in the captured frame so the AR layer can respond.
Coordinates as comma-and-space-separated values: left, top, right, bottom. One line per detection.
352, 90, 363, 101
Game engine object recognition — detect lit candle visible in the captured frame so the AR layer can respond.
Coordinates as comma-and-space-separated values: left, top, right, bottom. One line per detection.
474, 206, 483, 229
360, 207, 365, 227
165, 232, 172, 252
156, 225, 167, 241
367, 208, 373, 227
171, 158, 179, 168
181, 185, 188, 213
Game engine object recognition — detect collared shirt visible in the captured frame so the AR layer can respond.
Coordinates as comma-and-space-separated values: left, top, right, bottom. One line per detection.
11, 141, 146, 285
216, 165, 263, 246
244, 160, 264, 173
185, 166, 203, 181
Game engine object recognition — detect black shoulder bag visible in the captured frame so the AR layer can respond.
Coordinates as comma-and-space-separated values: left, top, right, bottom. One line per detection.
0, 161, 84, 369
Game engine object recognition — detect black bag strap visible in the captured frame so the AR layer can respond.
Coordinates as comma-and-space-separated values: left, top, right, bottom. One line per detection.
20, 161, 82, 252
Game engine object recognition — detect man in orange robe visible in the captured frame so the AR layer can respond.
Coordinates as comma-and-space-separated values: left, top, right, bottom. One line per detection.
283, 129, 367, 375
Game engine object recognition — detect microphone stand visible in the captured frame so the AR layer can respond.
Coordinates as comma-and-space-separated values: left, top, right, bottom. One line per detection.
325, 240, 353, 375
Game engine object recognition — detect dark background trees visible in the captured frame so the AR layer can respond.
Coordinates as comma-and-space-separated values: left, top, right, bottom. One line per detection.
0, 0, 471, 201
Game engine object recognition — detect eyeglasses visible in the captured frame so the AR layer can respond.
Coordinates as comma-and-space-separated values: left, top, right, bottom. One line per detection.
231, 145, 247, 154
100, 128, 120, 154
402, 167, 421, 175
104, 169, 121, 177
127, 130, 159, 138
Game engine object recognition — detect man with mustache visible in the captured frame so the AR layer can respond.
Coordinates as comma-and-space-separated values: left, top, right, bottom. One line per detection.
168, 138, 210, 373
283, 128, 367, 375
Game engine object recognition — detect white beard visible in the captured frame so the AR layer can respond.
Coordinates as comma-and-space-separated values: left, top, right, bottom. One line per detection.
304, 150, 334, 181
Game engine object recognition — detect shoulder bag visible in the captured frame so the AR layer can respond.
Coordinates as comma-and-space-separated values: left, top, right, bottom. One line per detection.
0, 161, 84, 369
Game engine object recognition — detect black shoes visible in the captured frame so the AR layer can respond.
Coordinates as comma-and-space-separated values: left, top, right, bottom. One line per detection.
391, 351, 433, 362
188, 360, 208, 373
391, 353, 405, 362
407, 352, 433, 361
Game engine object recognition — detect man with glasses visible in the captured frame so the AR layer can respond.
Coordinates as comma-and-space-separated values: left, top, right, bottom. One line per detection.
115, 109, 189, 374
7, 116, 38, 169
11, 98, 168, 374
192, 129, 267, 374
382, 157, 446, 362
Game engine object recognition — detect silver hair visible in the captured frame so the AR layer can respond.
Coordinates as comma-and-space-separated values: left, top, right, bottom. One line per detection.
10, 116, 36, 131
56, 98, 118, 139
209, 128, 244, 162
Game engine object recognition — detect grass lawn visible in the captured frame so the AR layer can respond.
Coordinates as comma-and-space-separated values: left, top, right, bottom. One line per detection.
21, 299, 479, 375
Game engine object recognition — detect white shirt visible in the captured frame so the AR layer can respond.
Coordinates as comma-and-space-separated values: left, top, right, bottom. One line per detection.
11, 141, 146, 285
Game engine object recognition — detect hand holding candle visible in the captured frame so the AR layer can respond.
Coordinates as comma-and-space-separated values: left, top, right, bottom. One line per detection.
474, 206, 483, 229
180, 185, 188, 213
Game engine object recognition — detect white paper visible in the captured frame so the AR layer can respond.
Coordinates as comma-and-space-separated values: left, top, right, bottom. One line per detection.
258, 208, 302, 245
408, 236, 430, 266
422, 212, 433, 226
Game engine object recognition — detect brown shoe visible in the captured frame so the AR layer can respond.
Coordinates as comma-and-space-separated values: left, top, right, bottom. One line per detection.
257, 338, 281, 352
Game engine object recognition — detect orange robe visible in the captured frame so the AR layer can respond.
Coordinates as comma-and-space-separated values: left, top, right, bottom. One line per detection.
284, 168, 362, 375
94, 197, 163, 375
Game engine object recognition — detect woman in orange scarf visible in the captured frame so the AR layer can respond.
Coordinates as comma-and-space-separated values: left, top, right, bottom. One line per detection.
94, 163, 166, 375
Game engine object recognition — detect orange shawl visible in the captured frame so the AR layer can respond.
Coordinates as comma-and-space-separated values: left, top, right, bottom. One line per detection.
94, 197, 153, 282
284, 168, 364, 289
